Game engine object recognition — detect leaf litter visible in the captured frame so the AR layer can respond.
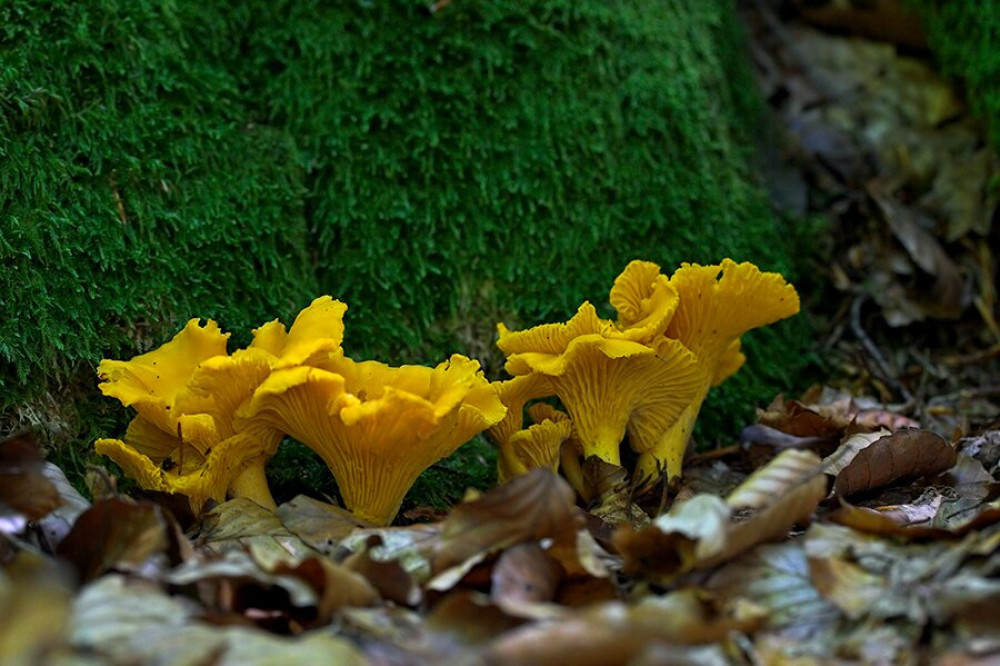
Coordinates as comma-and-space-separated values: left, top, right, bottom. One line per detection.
5, 2, 1000, 664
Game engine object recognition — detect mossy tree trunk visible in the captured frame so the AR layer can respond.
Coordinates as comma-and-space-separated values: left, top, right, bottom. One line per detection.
0, 0, 813, 451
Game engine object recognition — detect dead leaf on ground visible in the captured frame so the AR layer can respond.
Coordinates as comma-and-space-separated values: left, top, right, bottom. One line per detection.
869, 181, 966, 323
429, 469, 584, 588
55, 497, 173, 583
615, 450, 826, 581
475, 589, 765, 666
824, 428, 957, 497
0, 431, 61, 522
277, 495, 368, 555
195, 498, 316, 567
71, 574, 366, 665
705, 541, 840, 636
491, 542, 563, 608
341, 535, 422, 606
0, 550, 74, 664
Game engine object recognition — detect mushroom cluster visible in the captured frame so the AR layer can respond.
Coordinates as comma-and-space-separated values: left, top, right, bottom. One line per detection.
490, 259, 800, 493
95, 297, 505, 525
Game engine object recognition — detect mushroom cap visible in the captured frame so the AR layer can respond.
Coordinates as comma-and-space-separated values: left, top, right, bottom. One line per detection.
250, 296, 348, 369
97, 342, 287, 512
486, 374, 554, 450
95, 413, 283, 512
237, 355, 506, 525
500, 332, 700, 466
609, 260, 680, 342
666, 259, 800, 372
97, 318, 230, 438
497, 302, 607, 359
631, 259, 800, 483
497, 412, 572, 484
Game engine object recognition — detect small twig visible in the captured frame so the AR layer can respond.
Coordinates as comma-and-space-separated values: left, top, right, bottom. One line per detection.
942, 342, 1000, 367
850, 294, 913, 404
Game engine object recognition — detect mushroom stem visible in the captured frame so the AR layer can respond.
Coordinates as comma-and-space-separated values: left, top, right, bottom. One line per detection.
633, 392, 704, 487
559, 442, 592, 503
229, 463, 277, 512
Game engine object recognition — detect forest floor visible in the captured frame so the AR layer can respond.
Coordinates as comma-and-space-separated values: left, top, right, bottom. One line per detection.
3, 2, 1000, 665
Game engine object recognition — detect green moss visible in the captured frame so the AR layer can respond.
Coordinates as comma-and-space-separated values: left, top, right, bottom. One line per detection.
910, 1, 1000, 146
1, 0, 818, 506
0, 1, 315, 407
241, 0, 803, 361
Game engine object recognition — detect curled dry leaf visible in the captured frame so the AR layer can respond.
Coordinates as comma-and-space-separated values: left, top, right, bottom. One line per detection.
869, 182, 966, 324
0, 551, 74, 665
55, 498, 173, 583
194, 498, 315, 566
705, 541, 840, 635
165, 549, 379, 631
705, 449, 827, 569
272, 556, 382, 624
583, 457, 649, 529
829, 500, 1000, 540
72, 574, 366, 665
491, 542, 564, 610
477, 589, 765, 666
614, 495, 730, 579
33, 462, 91, 550
0, 431, 61, 522
341, 535, 421, 606
430, 469, 584, 580
615, 450, 826, 580
757, 395, 850, 439
824, 428, 957, 498
277, 495, 368, 555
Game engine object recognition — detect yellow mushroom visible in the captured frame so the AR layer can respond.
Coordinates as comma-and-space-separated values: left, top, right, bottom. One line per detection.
95, 296, 351, 512
237, 355, 506, 525
97, 318, 229, 446
608, 259, 680, 343
249, 295, 348, 369
96, 348, 284, 511
495, 400, 573, 484
632, 259, 800, 484
498, 304, 701, 467
487, 375, 554, 465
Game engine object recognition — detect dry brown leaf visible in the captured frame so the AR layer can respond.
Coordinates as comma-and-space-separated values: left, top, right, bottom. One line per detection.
616, 450, 826, 581
808, 555, 887, 620
757, 395, 851, 439
869, 182, 966, 324
584, 458, 649, 528
195, 498, 316, 566
726, 449, 825, 511
614, 495, 730, 579
827, 428, 957, 497
0, 431, 61, 522
705, 541, 840, 634
273, 556, 381, 623
341, 535, 421, 606
430, 469, 584, 578
424, 590, 527, 653
829, 500, 1000, 539
277, 495, 368, 555
72, 574, 366, 665
491, 542, 563, 607
55, 498, 172, 582
0, 551, 74, 664
704, 449, 827, 568
477, 589, 765, 666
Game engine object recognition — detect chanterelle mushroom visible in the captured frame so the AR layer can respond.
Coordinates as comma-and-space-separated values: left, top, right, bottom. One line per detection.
498, 303, 701, 466
632, 259, 800, 484
237, 354, 505, 525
